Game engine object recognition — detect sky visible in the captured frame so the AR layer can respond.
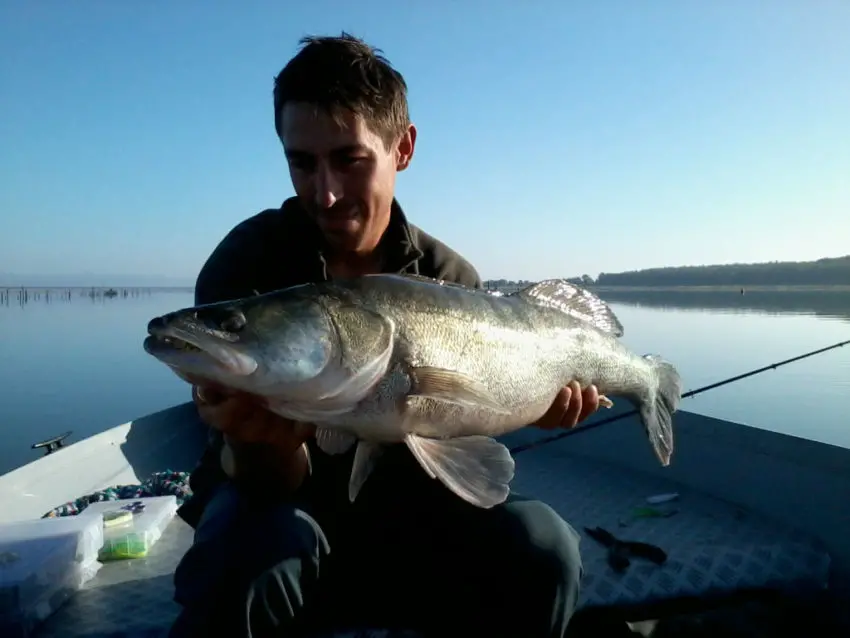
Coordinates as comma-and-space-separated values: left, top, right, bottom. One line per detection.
1, 1, 848, 285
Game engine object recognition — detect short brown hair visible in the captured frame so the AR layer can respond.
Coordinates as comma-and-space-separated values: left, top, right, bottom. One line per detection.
273, 33, 410, 146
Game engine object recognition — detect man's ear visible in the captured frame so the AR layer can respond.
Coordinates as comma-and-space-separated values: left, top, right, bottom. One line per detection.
395, 123, 417, 172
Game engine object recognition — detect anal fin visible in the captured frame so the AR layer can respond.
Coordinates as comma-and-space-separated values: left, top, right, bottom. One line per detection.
404, 433, 515, 508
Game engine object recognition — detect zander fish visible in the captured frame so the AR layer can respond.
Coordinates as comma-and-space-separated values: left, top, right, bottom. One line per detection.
143, 274, 682, 508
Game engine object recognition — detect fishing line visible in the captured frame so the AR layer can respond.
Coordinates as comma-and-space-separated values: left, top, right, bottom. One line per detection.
509, 338, 850, 455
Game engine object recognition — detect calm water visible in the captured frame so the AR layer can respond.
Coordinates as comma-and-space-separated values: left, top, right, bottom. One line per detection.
0, 287, 848, 476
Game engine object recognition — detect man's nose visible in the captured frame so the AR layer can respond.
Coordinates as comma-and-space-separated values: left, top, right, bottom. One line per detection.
314, 165, 343, 209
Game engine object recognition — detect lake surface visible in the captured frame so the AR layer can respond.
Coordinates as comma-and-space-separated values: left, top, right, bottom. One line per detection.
0, 286, 848, 476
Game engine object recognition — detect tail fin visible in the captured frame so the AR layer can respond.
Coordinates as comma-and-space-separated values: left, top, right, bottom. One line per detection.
639, 355, 682, 466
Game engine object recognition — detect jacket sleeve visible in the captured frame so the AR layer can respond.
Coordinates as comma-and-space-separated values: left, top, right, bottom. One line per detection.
440, 257, 483, 289
194, 218, 269, 305
415, 229, 484, 289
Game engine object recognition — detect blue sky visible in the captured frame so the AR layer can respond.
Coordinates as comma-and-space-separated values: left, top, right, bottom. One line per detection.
1, 1, 848, 285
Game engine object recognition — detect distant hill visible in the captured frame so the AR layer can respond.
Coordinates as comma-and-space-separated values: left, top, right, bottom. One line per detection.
485, 255, 850, 288
594, 255, 850, 287
8, 255, 847, 290
0, 273, 195, 288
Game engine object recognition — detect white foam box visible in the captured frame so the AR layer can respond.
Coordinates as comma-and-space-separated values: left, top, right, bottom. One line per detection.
78, 495, 177, 561
0, 514, 104, 637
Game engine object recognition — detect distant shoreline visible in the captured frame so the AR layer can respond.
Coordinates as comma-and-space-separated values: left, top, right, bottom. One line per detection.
486, 255, 850, 290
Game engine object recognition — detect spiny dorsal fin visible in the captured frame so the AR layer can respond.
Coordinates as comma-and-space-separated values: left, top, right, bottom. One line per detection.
393, 273, 473, 290
513, 279, 624, 336
377, 273, 505, 297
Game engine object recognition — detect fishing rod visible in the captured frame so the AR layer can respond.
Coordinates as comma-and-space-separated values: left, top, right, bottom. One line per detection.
510, 338, 850, 455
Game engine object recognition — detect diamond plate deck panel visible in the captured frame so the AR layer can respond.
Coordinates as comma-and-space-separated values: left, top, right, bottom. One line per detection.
510, 444, 831, 610
34, 442, 831, 637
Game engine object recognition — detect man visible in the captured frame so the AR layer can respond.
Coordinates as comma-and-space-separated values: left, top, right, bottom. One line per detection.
171, 33, 602, 638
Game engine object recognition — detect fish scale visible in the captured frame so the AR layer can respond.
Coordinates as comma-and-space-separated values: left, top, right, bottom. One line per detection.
143, 273, 683, 509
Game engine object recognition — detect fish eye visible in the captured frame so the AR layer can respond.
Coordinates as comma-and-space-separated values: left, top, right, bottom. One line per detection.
220, 311, 246, 333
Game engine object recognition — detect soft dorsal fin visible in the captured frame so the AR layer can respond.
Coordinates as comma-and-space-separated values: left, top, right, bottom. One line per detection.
513, 279, 624, 336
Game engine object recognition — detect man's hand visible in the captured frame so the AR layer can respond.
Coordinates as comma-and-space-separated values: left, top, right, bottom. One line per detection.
534, 381, 603, 431
192, 384, 314, 451
191, 382, 315, 489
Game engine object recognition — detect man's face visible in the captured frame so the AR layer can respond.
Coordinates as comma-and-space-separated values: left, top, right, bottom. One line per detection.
279, 102, 416, 254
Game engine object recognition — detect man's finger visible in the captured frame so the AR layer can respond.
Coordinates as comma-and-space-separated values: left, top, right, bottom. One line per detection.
561, 380, 583, 428
194, 383, 232, 406
577, 384, 600, 423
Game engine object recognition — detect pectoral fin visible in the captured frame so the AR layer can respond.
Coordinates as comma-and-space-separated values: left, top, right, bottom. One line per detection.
409, 367, 510, 415
348, 441, 386, 502
404, 434, 516, 508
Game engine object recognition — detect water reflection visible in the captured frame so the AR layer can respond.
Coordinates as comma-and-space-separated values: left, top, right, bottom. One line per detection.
0, 288, 198, 475
595, 287, 850, 323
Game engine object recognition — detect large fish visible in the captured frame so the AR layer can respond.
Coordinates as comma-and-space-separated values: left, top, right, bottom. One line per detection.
143, 274, 682, 508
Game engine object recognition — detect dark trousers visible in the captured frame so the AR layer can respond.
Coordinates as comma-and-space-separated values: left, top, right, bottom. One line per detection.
170, 447, 584, 638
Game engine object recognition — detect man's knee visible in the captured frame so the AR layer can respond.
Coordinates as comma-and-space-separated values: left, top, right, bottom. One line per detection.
172, 483, 329, 636
193, 482, 326, 552
501, 496, 584, 633
513, 497, 583, 588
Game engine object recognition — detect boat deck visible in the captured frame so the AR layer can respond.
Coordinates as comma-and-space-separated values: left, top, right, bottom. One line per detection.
34, 431, 832, 637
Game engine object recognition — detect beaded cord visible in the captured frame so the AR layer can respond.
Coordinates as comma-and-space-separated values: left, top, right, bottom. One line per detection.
41, 470, 192, 518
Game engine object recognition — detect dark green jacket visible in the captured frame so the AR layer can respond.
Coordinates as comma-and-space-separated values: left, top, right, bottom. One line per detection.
178, 197, 482, 530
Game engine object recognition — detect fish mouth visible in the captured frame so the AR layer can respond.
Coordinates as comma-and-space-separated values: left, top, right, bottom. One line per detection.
143, 325, 258, 376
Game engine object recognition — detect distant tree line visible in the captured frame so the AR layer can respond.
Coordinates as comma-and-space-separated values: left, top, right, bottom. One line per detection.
485, 255, 849, 288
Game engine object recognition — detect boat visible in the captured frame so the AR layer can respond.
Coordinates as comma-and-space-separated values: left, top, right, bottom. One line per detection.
1, 400, 848, 636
